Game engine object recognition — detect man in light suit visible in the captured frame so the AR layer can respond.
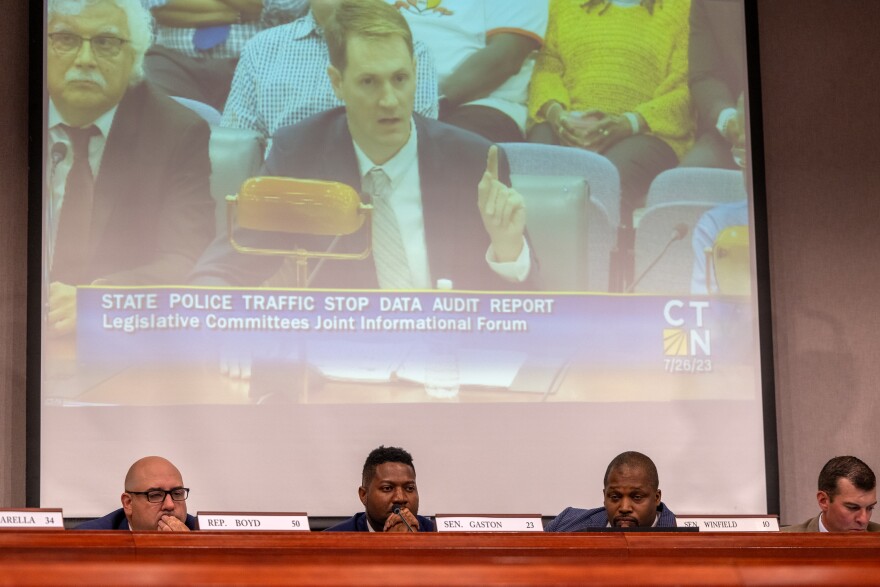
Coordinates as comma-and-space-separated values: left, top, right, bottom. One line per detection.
192, 0, 531, 290
782, 456, 878, 533
544, 451, 677, 531
46, 0, 214, 335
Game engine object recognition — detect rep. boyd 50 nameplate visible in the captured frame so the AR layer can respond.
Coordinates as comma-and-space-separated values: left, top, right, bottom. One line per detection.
435, 514, 543, 532
197, 512, 310, 531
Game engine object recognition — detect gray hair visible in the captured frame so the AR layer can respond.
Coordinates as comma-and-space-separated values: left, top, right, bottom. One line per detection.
48, 0, 153, 82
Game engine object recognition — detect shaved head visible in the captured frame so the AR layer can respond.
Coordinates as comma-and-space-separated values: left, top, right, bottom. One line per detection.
121, 456, 188, 531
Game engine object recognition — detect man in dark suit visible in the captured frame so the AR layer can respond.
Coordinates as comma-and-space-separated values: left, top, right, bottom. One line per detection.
46, 0, 214, 335
75, 456, 197, 531
782, 456, 879, 533
544, 451, 677, 531
192, 0, 531, 290
325, 445, 434, 532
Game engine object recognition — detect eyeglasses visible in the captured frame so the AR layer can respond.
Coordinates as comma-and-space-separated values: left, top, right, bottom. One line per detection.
126, 487, 190, 503
48, 32, 129, 59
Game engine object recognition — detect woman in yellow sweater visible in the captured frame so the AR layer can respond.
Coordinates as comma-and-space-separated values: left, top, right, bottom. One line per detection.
528, 0, 694, 288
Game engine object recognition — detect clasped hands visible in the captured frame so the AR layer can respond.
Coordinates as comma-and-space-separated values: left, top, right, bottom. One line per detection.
384, 506, 420, 533
547, 103, 633, 153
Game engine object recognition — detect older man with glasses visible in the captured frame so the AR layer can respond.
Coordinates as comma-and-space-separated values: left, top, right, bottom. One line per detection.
74, 456, 197, 531
45, 0, 214, 337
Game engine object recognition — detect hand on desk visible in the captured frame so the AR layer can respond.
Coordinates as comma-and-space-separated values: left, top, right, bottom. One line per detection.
478, 145, 526, 263
48, 282, 77, 337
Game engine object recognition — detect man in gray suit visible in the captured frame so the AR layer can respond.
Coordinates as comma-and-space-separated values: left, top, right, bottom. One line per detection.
783, 456, 878, 532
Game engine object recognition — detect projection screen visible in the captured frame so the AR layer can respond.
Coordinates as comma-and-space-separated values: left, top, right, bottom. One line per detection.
37, 0, 774, 521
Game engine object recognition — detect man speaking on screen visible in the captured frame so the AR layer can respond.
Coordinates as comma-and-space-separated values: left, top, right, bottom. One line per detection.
192, 0, 532, 291
45, 0, 213, 336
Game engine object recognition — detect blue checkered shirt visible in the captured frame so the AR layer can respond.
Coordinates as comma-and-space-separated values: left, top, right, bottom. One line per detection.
141, 0, 308, 58
221, 11, 439, 145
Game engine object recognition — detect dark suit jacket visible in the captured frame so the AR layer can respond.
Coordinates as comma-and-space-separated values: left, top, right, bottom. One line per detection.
544, 502, 677, 531
73, 507, 198, 530
192, 108, 530, 290
52, 81, 214, 285
324, 511, 435, 532
781, 514, 880, 533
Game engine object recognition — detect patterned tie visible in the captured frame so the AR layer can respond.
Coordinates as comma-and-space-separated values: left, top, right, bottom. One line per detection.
193, 25, 231, 51
52, 124, 100, 284
363, 168, 414, 289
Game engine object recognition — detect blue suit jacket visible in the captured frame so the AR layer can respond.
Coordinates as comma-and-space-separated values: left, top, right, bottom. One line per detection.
544, 502, 676, 532
324, 511, 435, 532
192, 107, 532, 290
73, 507, 198, 531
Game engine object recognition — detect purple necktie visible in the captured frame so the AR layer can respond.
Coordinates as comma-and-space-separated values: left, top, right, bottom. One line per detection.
193, 25, 231, 51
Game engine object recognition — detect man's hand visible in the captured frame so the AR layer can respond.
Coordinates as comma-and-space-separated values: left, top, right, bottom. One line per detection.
478, 145, 526, 263
48, 282, 77, 337
158, 515, 191, 532
383, 507, 420, 533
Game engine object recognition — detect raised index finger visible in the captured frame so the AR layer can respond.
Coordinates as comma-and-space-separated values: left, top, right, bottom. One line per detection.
486, 144, 499, 181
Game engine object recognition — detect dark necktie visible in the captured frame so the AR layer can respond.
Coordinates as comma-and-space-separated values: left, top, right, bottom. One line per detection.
363, 168, 414, 289
52, 124, 99, 284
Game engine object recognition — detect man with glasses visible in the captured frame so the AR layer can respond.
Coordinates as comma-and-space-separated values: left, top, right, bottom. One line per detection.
46, 0, 213, 336
75, 456, 196, 530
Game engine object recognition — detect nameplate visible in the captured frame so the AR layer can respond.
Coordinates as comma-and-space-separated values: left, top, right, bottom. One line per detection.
0, 508, 64, 529
197, 511, 310, 531
435, 514, 543, 532
676, 515, 779, 532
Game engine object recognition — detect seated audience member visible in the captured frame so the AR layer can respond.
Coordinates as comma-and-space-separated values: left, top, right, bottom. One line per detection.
222, 0, 438, 149
680, 0, 746, 169
527, 0, 693, 289
192, 0, 531, 291
391, 0, 548, 143
46, 0, 214, 336
544, 451, 676, 531
690, 200, 748, 294
782, 456, 878, 533
140, 0, 306, 111
75, 456, 196, 531
326, 445, 434, 532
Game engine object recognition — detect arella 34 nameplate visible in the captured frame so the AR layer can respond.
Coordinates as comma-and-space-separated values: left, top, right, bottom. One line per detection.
0, 508, 64, 529
435, 514, 543, 532
197, 512, 310, 531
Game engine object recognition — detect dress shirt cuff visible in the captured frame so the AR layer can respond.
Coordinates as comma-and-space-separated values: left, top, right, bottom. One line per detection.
485, 239, 530, 283
715, 107, 737, 138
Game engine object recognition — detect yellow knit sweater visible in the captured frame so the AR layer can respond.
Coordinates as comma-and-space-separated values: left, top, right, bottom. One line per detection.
528, 0, 694, 160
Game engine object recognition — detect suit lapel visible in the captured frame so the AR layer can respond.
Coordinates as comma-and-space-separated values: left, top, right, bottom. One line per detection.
90, 83, 144, 262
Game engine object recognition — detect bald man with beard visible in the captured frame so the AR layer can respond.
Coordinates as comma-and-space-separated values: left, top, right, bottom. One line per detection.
75, 456, 197, 531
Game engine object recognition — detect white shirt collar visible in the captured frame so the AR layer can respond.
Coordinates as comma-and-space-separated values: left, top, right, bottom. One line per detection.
818, 512, 829, 532
48, 98, 118, 138
352, 118, 418, 191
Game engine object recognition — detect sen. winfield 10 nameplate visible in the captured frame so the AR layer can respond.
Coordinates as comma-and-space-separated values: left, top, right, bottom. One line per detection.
676, 515, 779, 532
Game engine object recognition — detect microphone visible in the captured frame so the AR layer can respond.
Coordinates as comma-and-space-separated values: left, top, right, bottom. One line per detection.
392, 507, 414, 532
626, 223, 688, 293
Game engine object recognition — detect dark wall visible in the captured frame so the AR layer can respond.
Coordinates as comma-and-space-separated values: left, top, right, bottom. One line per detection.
2, 1, 879, 524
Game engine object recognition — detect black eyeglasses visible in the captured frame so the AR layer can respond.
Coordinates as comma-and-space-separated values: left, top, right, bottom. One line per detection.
125, 487, 189, 503
48, 32, 130, 59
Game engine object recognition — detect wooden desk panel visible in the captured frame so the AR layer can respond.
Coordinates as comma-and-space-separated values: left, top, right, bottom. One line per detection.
1, 531, 878, 585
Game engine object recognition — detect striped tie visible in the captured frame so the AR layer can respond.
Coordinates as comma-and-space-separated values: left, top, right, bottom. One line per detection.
363, 168, 414, 289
